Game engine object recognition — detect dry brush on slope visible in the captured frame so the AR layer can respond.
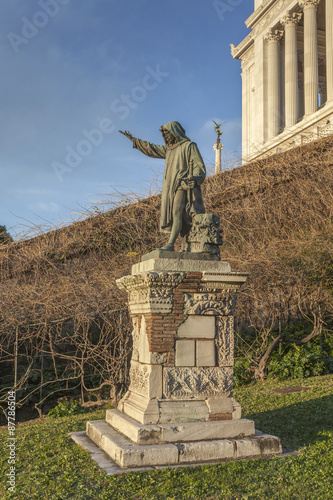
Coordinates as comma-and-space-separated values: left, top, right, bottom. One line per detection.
1, 135, 333, 419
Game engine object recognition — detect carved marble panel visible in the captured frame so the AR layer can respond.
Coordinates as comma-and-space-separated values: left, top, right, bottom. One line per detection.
163, 367, 233, 399
216, 316, 234, 367
129, 362, 149, 396
129, 361, 162, 399
131, 316, 140, 362
183, 292, 237, 316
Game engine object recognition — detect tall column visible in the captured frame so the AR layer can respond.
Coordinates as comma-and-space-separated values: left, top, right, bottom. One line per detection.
213, 140, 223, 174
300, 0, 320, 115
241, 68, 249, 160
282, 13, 302, 127
327, 0, 333, 102
254, 36, 266, 145
265, 29, 283, 138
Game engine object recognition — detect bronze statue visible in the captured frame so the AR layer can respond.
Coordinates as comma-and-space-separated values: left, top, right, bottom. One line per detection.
119, 121, 206, 251
212, 120, 225, 139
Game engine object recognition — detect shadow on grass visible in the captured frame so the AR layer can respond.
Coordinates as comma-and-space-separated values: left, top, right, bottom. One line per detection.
246, 394, 333, 450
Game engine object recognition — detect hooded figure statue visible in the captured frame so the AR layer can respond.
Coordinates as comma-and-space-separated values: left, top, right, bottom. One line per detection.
119, 121, 206, 251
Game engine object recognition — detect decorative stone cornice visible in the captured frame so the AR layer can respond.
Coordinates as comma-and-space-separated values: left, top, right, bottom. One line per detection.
117, 271, 186, 314
264, 28, 284, 42
230, 32, 254, 59
281, 11, 302, 26
246, 0, 278, 29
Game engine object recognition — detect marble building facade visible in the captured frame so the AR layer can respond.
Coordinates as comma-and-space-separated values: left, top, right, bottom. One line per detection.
231, 0, 333, 162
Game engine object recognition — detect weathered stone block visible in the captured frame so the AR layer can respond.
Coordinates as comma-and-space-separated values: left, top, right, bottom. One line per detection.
206, 397, 233, 414
158, 400, 209, 423
177, 316, 215, 339
235, 434, 282, 458
175, 340, 195, 366
106, 409, 255, 444
87, 420, 179, 468
178, 439, 235, 463
119, 392, 160, 425
196, 340, 216, 366
132, 258, 232, 274
160, 419, 255, 443
106, 409, 162, 445
232, 399, 242, 419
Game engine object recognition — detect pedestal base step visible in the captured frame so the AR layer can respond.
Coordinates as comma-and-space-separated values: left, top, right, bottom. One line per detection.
86, 419, 282, 469
106, 409, 255, 445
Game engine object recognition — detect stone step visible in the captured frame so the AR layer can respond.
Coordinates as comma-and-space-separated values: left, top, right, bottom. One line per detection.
86, 419, 282, 469
106, 409, 255, 445
86, 420, 178, 468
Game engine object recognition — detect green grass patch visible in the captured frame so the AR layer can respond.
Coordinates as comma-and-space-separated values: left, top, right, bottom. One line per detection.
1, 375, 333, 499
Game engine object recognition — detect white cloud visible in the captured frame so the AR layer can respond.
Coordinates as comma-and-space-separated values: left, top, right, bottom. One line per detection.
27, 202, 59, 212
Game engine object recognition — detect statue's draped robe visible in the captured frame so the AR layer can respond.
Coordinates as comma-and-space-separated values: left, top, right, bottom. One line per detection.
132, 121, 206, 233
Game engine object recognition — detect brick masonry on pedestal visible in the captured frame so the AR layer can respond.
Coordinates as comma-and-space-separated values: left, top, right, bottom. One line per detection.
116, 263, 247, 424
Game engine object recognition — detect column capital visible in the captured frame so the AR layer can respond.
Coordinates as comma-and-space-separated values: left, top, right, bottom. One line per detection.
281, 11, 302, 26
299, 0, 320, 9
264, 28, 283, 43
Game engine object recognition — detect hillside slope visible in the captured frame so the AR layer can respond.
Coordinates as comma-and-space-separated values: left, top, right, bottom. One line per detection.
1, 134, 333, 412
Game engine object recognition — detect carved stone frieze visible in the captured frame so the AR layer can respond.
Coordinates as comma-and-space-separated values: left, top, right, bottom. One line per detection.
252, 0, 290, 34
163, 367, 233, 399
117, 272, 186, 314
129, 363, 149, 396
197, 283, 242, 293
131, 316, 140, 362
129, 361, 162, 399
216, 317, 234, 367
183, 292, 237, 316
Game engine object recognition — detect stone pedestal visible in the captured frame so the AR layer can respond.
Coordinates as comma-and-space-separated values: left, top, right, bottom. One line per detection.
86, 254, 282, 468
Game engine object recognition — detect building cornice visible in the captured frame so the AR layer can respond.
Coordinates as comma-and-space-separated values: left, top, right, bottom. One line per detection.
246, 0, 277, 29
246, 0, 301, 33
230, 32, 254, 60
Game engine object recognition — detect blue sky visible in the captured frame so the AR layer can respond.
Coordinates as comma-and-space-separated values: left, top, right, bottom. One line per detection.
1, 0, 253, 238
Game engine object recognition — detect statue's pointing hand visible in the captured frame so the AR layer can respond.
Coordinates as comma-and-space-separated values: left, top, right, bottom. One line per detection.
119, 130, 134, 141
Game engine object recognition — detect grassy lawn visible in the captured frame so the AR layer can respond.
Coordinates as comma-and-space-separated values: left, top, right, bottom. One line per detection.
1, 375, 332, 500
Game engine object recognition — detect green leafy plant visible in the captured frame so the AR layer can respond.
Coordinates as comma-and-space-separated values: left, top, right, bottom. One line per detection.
233, 358, 252, 387
48, 400, 85, 418
268, 339, 333, 380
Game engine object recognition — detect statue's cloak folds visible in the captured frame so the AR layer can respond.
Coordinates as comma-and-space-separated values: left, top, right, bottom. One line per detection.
132, 121, 206, 233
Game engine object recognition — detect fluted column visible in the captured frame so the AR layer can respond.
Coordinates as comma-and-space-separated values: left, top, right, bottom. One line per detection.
300, 0, 320, 114
282, 13, 302, 127
327, 0, 333, 102
265, 29, 283, 138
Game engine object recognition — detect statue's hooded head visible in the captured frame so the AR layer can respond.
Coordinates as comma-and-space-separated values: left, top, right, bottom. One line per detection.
160, 121, 190, 146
